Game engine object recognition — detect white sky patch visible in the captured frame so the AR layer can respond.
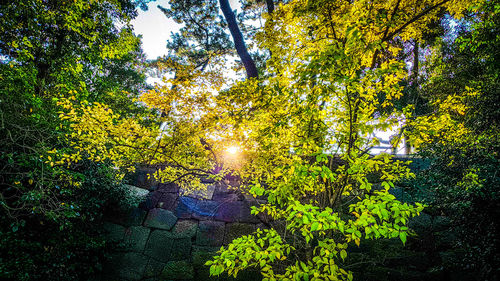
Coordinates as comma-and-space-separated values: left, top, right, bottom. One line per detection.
131, 0, 181, 60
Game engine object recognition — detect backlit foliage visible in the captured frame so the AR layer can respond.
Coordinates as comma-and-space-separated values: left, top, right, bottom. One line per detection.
53, 0, 481, 280
56, 59, 229, 189
206, 0, 477, 280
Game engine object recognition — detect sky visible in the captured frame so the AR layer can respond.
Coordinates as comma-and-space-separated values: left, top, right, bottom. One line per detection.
130, 0, 178, 60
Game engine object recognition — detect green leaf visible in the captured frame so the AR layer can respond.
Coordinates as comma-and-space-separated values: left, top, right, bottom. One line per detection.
399, 232, 407, 245
300, 261, 309, 272
303, 215, 310, 224
340, 250, 347, 260
311, 221, 319, 231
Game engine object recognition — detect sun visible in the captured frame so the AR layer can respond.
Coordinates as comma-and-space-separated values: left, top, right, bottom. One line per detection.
226, 145, 240, 155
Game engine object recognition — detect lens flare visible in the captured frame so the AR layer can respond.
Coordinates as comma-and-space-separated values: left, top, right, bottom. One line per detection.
226, 146, 239, 155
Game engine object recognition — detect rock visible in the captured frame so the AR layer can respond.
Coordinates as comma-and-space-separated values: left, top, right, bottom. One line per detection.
192, 200, 220, 220
144, 208, 177, 230
157, 192, 178, 211
144, 230, 173, 262
174, 196, 198, 218
169, 238, 192, 261
157, 182, 179, 193
180, 184, 216, 200
215, 201, 243, 222
161, 260, 195, 280
143, 258, 166, 278
105, 252, 148, 281
122, 184, 149, 203
132, 167, 159, 190
139, 191, 162, 211
212, 192, 240, 202
196, 220, 225, 246
215, 201, 260, 223
170, 219, 198, 238
123, 226, 150, 252
224, 223, 255, 244
103, 222, 125, 242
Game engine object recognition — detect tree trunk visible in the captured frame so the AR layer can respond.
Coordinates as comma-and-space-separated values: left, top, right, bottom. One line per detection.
219, 0, 259, 79
405, 41, 419, 155
265, 0, 275, 14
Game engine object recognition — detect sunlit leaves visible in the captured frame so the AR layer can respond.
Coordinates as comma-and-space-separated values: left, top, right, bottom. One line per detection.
206, 0, 478, 280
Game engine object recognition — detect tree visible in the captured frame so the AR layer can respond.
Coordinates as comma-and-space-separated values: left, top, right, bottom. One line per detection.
219, 0, 259, 78
405, 1, 500, 278
205, 0, 476, 280
50, 0, 481, 280
157, 0, 266, 79
0, 0, 147, 279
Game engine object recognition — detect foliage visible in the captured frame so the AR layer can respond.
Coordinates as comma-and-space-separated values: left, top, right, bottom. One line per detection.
0, 0, 147, 279
404, 1, 500, 278
55, 0, 483, 280
203, 0, 477, 280
5, 0, 496, 280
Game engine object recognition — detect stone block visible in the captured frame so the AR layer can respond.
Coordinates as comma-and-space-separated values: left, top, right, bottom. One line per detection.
239, 201, 261, 223
132, 167, 159, 190
434, 229, 458, 249
157, 182, 179, 193
215, 201, 260, 223
144, 208, 177, 230
200, 177, 215, 183
192, 200, 220, 220
169, 238, 192, 261
196, 220, 225, 246
170, 219, 198, 238
139, 191, 162, 211
123, 184, 150, 203
215, 201, 243, 222
432, 216, 451, 232
103, 222, 125, 242
144, 230, 173, 262
180, 184, 216, 200
143, 258, 166, 278
123, 226, 150, 252
161, 260, 195, 280
224, 223, 255, 244
157, 192, 178, 211
213, 183, 232, 195
212, 192, 240, 202
174, 196, 198, 219
235, 270, 262, 281
409, 212, 432, 233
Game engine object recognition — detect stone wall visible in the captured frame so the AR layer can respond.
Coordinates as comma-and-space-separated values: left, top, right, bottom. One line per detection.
101, 176, 264, 281
100, 158, 469, 281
